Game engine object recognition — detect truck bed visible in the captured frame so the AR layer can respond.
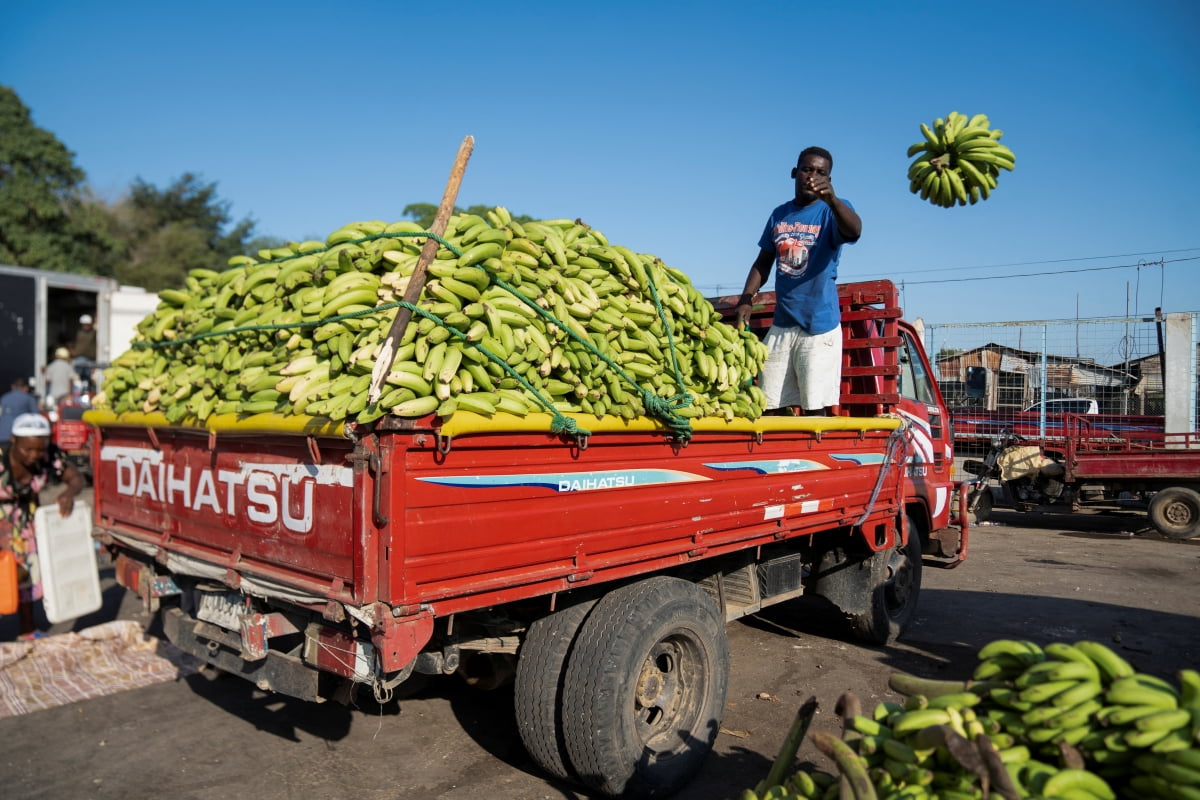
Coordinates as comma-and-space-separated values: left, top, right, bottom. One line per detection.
91, 411, 909, 625
1064, 417, 1200, 482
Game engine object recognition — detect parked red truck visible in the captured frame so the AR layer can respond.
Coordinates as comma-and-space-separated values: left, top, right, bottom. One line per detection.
945, 400, 1161, 450
87, 279, 967, 798
963, 413, 1200, 539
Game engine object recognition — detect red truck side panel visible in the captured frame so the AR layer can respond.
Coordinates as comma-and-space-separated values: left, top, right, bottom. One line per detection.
95, 428, 366, 603
387, 426, 904, 611
92, 419, 906, 617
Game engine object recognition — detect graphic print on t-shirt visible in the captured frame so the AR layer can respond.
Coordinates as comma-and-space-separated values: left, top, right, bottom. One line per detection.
773, 221, 821, 277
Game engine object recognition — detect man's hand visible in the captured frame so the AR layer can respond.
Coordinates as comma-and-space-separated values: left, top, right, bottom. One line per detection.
735, 302, 752, 328
803, 173, 836, 204
57, 492, 75, 518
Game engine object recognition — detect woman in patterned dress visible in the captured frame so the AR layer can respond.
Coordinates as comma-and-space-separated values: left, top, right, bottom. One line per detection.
1, 413, 86, 639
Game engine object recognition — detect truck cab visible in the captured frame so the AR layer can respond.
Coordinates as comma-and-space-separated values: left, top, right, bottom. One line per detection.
709, 281, 962, 568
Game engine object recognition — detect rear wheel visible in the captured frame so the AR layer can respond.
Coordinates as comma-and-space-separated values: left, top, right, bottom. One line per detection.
514, 599, 597, 781
1148, 487, 1200, 540
561, 577, 729, 798
849, 516, 923, 645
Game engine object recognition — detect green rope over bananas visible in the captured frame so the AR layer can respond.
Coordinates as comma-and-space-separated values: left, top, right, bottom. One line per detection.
98, 209, 768, 435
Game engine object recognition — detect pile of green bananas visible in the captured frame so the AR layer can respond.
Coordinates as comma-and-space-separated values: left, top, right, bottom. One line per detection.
96, 208, 768, 426
733, 638, 1199, 799
907, 111, 1016, 208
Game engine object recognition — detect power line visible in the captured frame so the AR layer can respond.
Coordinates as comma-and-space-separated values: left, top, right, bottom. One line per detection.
894, 255, 1198, 286
855, 246, 1200, 277
694, 249, 1200, 296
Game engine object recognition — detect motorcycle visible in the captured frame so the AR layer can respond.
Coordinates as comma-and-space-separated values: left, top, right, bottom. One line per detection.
961, 429, 1071, 522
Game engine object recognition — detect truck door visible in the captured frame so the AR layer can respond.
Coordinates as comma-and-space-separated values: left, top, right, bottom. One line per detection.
895, 324, 954, 529
0, 273, 37, 390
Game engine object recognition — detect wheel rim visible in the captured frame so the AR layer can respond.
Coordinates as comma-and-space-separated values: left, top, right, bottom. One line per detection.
1164, 498, 1196, 530
632, 633, 705, 753
884, 543, 914, 619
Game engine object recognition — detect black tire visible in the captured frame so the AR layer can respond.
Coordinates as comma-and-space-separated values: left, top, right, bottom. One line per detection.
513, 599, 597, 781
969, 487, 994, 523
849, 516, 923, 645
561, 577, 729, 798
1148, 487, 1200, 540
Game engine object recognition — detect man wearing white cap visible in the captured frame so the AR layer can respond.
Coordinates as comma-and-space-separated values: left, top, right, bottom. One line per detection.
1, 412, 85, 638
73, 314, 97, 361
43, 347, 75, 408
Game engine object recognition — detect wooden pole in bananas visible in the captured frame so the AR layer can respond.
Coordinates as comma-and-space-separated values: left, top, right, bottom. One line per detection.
369, 134, 475, 404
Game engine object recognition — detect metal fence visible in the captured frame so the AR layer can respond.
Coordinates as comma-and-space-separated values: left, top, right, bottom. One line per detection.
925, 312, 1199, 418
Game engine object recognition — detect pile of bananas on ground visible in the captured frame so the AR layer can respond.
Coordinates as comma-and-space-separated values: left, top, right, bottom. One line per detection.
734, 638, 1200, 799
96, 208, 768, 426
907, 111, 1016, 208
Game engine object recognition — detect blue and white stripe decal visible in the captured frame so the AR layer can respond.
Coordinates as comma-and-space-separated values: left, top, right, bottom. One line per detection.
704, 459, 828, 474
829, 453, 886, 466
417, 468, 709, 493
705, 454, 883, 474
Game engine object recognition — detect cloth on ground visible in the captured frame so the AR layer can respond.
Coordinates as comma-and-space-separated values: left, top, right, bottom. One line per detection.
0, 619, 203, 717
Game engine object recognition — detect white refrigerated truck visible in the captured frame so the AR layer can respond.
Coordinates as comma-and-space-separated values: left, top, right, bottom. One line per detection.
0, 263, 158, 397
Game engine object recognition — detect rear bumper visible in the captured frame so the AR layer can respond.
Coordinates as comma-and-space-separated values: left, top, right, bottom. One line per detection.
162, 607, 324, 702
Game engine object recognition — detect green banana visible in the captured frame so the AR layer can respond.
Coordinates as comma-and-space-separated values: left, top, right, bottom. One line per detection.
1073, 641, 1135, 683
907, 112, 1015, 208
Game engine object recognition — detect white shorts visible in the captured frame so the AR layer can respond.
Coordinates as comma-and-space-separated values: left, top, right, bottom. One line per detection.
757, 326, 842, 411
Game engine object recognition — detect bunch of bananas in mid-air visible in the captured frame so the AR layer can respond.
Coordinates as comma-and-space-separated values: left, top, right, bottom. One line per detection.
907, 111, 1016, 208
730, 637, 1199, 800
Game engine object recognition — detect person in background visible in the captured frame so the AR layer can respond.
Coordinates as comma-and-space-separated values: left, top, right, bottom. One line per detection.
73, 314, 97, 362
71, 314, 99, 393
0, 413, 85, 639
0, 378, 41, 450
43, 347, 75, 408
735, 146, 862, 416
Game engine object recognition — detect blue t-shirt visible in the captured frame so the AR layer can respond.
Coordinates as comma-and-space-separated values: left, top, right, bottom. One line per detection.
0, 389, 40, 441
757, 198, 856, 335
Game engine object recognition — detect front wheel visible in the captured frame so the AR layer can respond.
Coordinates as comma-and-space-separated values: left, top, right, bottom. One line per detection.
1148, 487, 1200, 540
968, 486, 994, 523
561, 577, 729, 798
849, 516, 923, 645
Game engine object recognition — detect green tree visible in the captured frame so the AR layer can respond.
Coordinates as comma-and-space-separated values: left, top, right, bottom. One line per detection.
115, 172, 257, 290
0, 85, 117, 272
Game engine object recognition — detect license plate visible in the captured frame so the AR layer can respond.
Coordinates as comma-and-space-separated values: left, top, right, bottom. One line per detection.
197, 591, 245, 631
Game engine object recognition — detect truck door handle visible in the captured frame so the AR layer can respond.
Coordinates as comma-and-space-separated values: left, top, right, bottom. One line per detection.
369, 451, 388, 527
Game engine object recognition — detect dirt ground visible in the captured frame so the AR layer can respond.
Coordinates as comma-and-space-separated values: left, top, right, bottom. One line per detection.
2, 494, 1198, 800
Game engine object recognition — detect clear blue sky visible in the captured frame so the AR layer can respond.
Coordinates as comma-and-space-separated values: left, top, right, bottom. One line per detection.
3, 0, 1198, 326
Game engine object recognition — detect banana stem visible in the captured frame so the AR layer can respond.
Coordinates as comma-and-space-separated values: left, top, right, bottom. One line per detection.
974, 732, 1022, 800
887, 672, 970, 698
836, 692, 864, 743
764, 696, 819, 789
810, 731, 878, 800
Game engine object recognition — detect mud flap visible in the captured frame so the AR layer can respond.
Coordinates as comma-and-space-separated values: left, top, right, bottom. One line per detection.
810, 544, 887, 618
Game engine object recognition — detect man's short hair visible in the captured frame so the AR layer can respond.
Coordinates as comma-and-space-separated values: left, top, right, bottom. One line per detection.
798, 146, 833, 170
12, 377, 29, 389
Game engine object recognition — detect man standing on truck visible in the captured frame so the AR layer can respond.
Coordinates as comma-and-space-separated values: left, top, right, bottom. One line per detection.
73, 313, 97, 361
43, 348, 76, 409
735, 146, 862, 415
